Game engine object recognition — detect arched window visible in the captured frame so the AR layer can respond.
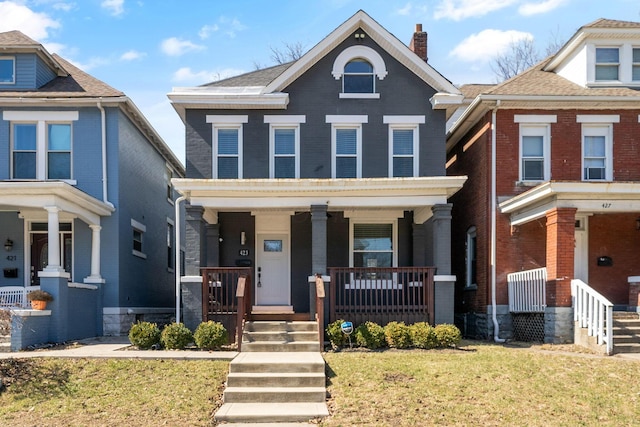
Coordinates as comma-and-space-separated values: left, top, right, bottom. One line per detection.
343, 59, 374, 93
466, 226, 477, 289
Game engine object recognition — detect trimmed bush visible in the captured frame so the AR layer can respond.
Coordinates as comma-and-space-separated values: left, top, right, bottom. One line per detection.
384, 321, 411, 349
128, 321, 161, 349
410, 322, 438, 349
434, 323, 462, 348
161, 323, 193, 350
326, 319, 348, 349
194, 321, 228, 350
355, 321, 386, 349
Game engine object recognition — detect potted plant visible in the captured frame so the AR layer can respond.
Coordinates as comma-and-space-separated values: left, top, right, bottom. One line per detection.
27, 290, 54, 310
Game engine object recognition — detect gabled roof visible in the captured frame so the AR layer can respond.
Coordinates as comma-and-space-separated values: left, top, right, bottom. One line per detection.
0, 30, 68, 77
169, 10, 462, 119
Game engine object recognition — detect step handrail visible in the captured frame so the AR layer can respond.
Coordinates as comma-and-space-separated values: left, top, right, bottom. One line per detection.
235, 275, 250, 352
315, 274, 325, 351
572, 279, 613, 355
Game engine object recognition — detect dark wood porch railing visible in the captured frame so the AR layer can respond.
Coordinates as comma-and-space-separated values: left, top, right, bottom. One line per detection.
201, 267, 252, 345
329, 267, 435, 326
315, 274, 325, 351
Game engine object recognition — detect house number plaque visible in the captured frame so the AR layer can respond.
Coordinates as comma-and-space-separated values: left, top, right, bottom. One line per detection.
239, 249, 249, 256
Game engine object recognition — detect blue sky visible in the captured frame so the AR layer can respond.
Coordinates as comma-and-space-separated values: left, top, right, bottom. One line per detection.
2, 0, 640, 164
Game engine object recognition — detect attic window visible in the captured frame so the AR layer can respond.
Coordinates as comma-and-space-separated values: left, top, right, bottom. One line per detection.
332, 45, 386, 99
0, 57, 15, 84
343, 59, 374, 93
595, 48, 619, 81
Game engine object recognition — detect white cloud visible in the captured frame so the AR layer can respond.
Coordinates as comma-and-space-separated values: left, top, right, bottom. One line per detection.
172, 67, 244, 84
396, 2, 428, 16
120, 49, 145, 61
67, 56, 110, 71
198, 24, 219, 40
160, 37, 205, 56
518, 0, 568, 16
0, 1, 60, 40
218, 16, 247, 38
52, 2, 75, 12
397, 2, 413, 15
449, 29, 533, 63
43, 41, 66, 54
434, 0, 517, 21
101, 0, 124, 16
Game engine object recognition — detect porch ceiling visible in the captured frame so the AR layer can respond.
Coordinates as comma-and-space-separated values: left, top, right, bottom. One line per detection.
173, 177, 467, 214
0, 181, 114, 225
499, 181, 640, 225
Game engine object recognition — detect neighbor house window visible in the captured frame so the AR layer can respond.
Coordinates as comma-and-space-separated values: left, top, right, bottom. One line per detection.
633, 48, 640, 81
384, 116, 424, 178
167, 220, 174, 271
4, 111, 78, 181
265, 115, 305, 179
327, 115, 367, 178
207, 115, 248, 179
165, 165, 173, 201
466, 226, 477, 289
131, 219, 146, 259
0, 57, 15, 84
514, 115, 555, 183
343, 59, 374, 93
595, 47, 619, 81
577, 115, 617, 181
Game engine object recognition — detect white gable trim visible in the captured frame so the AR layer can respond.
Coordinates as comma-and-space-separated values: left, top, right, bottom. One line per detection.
332, 45, 387, 80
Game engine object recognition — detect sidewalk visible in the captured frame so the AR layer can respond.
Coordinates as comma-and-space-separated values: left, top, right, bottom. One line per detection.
0, 336, 238, 360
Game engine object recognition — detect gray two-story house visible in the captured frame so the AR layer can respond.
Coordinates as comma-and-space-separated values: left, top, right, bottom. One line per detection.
169, 11, 465, 333
0, 31, 184, 347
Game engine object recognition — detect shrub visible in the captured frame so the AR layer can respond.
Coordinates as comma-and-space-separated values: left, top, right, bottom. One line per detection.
128, 321, 161, 349
410, 322, 438, 349
161, 323, 193, 350
26, 290, 53, 302
326, 319, 348, 349
434, 323, 462, 348
194, 321, 228, 350
384, 321, 411, 349
355, 321, 386, 349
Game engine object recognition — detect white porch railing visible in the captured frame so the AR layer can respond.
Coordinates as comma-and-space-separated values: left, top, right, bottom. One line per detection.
572, 279, 613, 355
0, 286, 41, 309
507, 267, 547, 313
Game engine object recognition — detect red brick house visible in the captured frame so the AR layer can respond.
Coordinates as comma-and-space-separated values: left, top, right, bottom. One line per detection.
446, 19, 640, 345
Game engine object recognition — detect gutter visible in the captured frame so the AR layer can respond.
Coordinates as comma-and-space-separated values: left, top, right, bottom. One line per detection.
491, 102, 505, 343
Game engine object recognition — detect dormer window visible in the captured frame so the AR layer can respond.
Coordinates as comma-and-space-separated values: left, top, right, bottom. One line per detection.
633, 48, 640, 81
595, 47, 619, 81
343, 59, 374, 93
0, 57, 15, 84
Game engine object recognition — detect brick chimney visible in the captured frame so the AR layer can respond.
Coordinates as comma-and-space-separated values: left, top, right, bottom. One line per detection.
409, 23, 428, 62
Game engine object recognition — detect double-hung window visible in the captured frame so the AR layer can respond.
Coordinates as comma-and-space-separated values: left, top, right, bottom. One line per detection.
332, 45, 387, 99
514, 115, 555, 183
207, 115, 248, 179
265, 115, 305, 179
326, 115, 367, 178
384, 116, 424, 178
4, 111, 78, 181
577, 115, 617, 181
353, 223, 393, 271
343, 59, 374, 94
595, 47, 620, 81
633, 48, 640, 81
0, 56, 15, 84
131, 219, 146, 259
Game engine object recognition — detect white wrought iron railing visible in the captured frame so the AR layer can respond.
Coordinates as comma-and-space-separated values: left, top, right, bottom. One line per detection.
507, 267, 547, 313
572, 279, 613, 355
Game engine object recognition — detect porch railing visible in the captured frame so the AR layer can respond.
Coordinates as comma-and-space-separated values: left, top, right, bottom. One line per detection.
507, 267, 547, 313
0, 286, 41, 308
572, 279, 614, 355
201, 267, 252, 345
315, 274, 325, 351
329, 267, 435, 326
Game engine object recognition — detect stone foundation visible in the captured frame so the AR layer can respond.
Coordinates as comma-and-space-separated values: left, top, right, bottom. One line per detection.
103, 307, 174, 336
544, 307, 573, 344
456, 305, 512, 340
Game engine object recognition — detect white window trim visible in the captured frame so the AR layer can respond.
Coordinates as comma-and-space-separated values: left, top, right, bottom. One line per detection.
588, 44, 640, 86
518, 123, 551, 184
384, 116, 424, 178
327, 115, 367, 179
465, 226, 477, 289
0, 56, 16, 85
4, 111, 79, 182
207, 115, 248, 179
581, 123, 613, 182
332, 45, 387, 99
131, 218, 147, 259
265, 115, 305, 179
348, 219, 398, 268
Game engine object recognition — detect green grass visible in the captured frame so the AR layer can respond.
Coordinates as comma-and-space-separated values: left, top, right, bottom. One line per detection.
2, 342, 640, 426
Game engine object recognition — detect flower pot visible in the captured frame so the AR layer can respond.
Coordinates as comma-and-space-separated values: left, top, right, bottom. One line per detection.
31, 300, 48, 310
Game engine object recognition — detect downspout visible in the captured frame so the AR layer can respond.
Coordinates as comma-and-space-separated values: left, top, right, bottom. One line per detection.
174, 195, 186, 323
491, 101, 505, 343
97, 100, 114, 208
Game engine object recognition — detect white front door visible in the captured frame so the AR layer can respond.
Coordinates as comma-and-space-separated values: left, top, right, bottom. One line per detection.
256, 233, 290, 305
574, 216, 588, 283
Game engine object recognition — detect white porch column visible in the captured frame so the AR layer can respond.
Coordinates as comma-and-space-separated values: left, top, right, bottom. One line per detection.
84, 224, 104, 284
43, 206, 64, 273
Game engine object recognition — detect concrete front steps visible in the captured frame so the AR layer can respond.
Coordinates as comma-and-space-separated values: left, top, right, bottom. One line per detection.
613, 312, 640, 354
214, 321, 329, 424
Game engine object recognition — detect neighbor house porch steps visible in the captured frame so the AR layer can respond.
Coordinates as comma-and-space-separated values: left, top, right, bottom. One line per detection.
613, 312, 640, 354
214, 321, 329, 424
